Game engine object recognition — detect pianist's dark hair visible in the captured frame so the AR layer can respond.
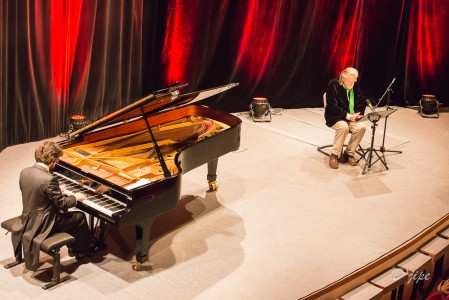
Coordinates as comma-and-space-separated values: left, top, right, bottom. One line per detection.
35, 141, 63, 165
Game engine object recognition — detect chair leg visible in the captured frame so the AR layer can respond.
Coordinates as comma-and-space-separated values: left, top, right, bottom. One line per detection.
2, 216, 24, 269
317, 144, 333, 157
319, 144, 367, 162
317, 144, 345, 158
4, 241, 23, 269
4, 259, 23, 269
42, 248, 71, 290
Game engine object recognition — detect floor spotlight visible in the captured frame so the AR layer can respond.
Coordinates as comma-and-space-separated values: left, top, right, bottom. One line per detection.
68, 114, 91, 132
419, 94, 439, 118
249, 97, 272, 122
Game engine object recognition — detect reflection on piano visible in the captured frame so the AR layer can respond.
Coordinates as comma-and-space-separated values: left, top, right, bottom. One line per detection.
54, 84, 241, 270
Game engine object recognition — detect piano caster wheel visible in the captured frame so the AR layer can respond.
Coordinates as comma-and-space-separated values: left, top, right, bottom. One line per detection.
208, 181, 218, 191
132, 260, 142, 271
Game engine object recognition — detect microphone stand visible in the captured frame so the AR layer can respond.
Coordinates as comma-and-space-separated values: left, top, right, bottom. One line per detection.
375, 78, 402, 155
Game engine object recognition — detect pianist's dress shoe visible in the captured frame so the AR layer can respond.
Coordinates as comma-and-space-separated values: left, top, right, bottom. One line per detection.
68, 247, 75, 257
75, 252, 94, 260
75, 243, 100, 260
329, 154, 339, 169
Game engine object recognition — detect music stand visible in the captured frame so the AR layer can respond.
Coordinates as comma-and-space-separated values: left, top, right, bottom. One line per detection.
357, 109, 397, 174
374, 78, 403, 156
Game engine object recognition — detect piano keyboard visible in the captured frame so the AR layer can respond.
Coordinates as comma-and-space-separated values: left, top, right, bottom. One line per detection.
54, 172, 127, 217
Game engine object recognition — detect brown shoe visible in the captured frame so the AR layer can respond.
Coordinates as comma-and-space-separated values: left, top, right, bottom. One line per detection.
347, 155, 357, 166
329, 154, 339, 169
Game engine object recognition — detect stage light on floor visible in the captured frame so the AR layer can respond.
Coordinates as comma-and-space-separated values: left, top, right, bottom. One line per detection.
419, 94, 440, 118
249, 97, 272, 122
68, 114, 91, 132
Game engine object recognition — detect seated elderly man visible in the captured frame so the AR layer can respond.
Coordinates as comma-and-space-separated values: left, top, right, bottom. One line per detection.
325, 67, 367, 169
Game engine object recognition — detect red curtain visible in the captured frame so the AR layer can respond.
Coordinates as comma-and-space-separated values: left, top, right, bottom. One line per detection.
0, 0, 144, 150
159, 0, 449, 111
160, 0, 231, 87
405, 0, 449, 100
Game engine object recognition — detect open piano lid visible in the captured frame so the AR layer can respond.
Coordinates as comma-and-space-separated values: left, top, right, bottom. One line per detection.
68, 83, 239, 140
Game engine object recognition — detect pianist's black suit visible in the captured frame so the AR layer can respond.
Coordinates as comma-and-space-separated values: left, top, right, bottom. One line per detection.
11, 164, 92, 271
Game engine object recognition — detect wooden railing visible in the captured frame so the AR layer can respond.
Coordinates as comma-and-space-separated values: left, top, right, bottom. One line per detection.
300, 214, 449, 299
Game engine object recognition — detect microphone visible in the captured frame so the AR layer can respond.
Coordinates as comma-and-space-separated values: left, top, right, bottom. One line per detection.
366, 99, 376, 112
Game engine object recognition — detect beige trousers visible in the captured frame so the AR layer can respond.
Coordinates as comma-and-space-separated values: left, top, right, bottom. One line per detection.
331, 120, 366, 157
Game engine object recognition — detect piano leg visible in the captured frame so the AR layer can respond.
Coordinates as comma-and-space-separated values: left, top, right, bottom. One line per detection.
87, 216, 108, 251
207, 158, 219, 191
133, 216, 158, 271
88, 214, 95, 234
97, 220, 107, 247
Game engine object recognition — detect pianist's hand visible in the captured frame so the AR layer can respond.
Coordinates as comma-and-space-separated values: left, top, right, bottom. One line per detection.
79, 179, 93, 186
60, 184, 75, 197
74, 192, 86, 202
95, 185, 110, 195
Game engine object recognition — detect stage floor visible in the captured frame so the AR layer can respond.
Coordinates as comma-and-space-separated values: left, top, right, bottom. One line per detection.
1, 106, 448, 299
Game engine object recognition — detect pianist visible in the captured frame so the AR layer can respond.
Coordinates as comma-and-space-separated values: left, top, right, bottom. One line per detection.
10, 141, 96, 270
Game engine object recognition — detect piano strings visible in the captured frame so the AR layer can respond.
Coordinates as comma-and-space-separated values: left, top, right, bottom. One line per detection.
60, 115, 229, 188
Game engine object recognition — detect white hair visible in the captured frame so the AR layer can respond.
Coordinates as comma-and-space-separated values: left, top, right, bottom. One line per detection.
339, 67, 359, 84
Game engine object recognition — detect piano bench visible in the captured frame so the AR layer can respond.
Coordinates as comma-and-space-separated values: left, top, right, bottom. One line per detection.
1, 216, 75, 290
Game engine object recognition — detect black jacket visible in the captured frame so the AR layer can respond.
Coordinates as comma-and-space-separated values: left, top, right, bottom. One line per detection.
324, 77, 366, 127
11, 164, 77, 271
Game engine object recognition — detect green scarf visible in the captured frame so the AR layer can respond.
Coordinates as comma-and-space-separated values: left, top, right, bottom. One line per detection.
343, 84, 354, 114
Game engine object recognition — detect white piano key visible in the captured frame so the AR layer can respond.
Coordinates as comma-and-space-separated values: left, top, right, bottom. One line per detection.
54, 172, 126, 217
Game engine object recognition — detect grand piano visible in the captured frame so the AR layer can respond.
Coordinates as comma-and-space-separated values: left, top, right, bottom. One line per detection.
54, 83, 241, 270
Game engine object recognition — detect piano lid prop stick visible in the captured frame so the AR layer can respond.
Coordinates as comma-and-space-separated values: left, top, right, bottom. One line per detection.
68, 92, 158, 139
140, 107, 171, 178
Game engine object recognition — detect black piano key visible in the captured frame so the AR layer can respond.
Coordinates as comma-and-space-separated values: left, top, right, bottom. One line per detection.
54, 172, 127, 217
